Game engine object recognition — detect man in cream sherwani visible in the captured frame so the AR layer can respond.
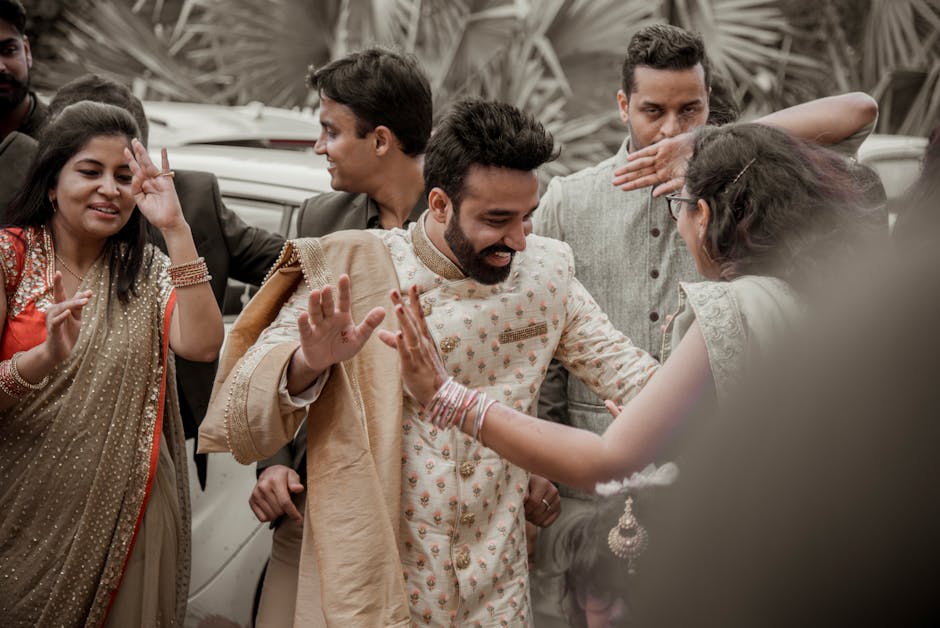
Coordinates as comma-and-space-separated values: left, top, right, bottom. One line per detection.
200, 99, 660, 627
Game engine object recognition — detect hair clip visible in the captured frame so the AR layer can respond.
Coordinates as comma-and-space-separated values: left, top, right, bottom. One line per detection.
730, 157, 757, 186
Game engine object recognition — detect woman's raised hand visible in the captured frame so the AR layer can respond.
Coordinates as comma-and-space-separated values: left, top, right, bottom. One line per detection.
125, 140, 185, 231
43, 272, 91, 364
377, 284, 448, 407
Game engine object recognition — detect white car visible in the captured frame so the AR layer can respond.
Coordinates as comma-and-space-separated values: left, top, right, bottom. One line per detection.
857, 133, 928, 226
146, 100, 321, 151
153, 144, 330, 628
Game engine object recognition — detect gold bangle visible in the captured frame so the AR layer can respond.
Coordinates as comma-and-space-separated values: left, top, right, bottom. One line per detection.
10, 351, 49, 390
168, 257, 211, 287
172, 273, 212, 288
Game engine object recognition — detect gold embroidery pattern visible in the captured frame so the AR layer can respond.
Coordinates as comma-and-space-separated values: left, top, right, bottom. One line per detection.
412, 218, 465, 281
0, 247, 187, 624
225, 344, 272, 464
1, 227, 55, 318
293, 237, 368, 430
498, 322, 548, 344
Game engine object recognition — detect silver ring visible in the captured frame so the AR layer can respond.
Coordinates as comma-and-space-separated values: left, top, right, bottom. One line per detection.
541, 498, 551, 511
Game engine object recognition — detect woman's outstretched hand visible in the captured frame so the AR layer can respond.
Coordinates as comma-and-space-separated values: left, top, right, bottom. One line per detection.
43, 271, 91, 364
125, 140, 185, 231
377, 284, 448, 408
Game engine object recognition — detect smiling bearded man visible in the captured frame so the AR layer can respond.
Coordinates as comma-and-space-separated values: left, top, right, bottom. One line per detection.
199, 98, 661, 627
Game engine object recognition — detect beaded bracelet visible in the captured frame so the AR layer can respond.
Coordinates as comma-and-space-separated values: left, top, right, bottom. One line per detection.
0, 352, 49, 399
0, 360, 21, 398
168, 257, 212, 287
10, 351, 49, 390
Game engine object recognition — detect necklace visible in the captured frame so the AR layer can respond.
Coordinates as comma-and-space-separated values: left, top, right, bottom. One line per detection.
55, 254, 85, 281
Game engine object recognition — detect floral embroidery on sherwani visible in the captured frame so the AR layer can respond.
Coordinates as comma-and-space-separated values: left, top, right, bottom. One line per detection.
379, 218, 659, 627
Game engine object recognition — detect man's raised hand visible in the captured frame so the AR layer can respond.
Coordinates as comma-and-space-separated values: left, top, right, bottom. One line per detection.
291, 274, 386, 387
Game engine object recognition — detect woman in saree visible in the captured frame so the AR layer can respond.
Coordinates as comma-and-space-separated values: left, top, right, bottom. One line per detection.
0, 101, 223, 626
380, 122, 880, 492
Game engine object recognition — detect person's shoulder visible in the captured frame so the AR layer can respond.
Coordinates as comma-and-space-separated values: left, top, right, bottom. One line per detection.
523, 233, 574, 261
300, 190, 364, 211
549, 152, 621, 187
172, 168, 216, 185
172, 169, 220, 204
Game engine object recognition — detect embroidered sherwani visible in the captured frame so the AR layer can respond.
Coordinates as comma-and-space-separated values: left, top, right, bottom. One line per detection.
201, 215, 659, 627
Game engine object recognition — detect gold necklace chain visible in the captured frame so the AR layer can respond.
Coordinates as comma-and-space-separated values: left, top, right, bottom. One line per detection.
55, 254, 85, 281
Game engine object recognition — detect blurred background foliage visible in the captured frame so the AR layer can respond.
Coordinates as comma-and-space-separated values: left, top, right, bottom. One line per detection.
22, 0, 940, 176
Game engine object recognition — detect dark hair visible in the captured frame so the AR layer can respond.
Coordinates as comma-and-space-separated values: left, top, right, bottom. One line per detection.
0, 0, 26, 34
685, 123, 876, 282
5, 101, 152, 304
308, 47, 432, 156
423, 99, 557, 206
48, 74, 150, 146
706, 71, 740, 126
560, 497, 638, 628
621, 24, 711, 96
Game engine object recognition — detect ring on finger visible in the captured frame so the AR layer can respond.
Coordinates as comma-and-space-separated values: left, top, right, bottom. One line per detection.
541, 498, 551, 511
157, 170, 175, 179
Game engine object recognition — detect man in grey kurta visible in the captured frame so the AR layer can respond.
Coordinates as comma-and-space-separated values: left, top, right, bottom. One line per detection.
531, 23, 878, 626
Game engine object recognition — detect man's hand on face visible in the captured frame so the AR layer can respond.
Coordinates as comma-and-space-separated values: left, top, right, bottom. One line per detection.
249, 464, 305, 523
289, 273, 386, 391
524, 474, 561, 528
612, 132, 694, 196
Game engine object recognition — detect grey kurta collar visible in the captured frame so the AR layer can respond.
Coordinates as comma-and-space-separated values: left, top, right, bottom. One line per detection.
412, 211, 466, 281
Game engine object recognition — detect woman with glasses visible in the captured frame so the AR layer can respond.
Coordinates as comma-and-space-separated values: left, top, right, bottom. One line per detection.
379, 122, 880, 492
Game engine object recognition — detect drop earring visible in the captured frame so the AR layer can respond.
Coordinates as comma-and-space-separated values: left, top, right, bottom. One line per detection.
608, 494, 648, 574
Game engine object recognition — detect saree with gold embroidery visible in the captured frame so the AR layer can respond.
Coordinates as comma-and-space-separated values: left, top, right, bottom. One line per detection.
0, 226, 190, 627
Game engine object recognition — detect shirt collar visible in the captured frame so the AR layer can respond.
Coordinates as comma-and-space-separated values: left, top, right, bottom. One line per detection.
412, 211, 465, 281
365, 193, 429, 230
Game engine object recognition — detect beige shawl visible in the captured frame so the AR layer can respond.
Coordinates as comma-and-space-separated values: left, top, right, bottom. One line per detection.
0, 242, 190, 627
200, 231, 410, 627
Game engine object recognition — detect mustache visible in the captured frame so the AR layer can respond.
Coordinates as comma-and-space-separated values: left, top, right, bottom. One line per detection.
478, 244, 515, 257
0, 73, 23, 85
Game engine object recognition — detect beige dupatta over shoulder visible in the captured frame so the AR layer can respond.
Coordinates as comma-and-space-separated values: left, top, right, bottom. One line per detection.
200, 231, 410, 628
0, 241, 190, 627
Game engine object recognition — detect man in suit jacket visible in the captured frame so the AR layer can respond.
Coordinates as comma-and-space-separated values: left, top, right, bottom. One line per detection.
47, 74, 285, 487
0, 1, 46, 213
0, 1, 46, 142
247, 47, 431, 628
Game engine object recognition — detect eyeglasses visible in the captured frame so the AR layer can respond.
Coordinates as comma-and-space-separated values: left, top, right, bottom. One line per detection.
664, 193, 697, 221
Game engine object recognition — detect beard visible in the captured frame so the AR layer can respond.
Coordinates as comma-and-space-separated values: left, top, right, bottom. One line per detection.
0, 72, 28, 115
444, 213, 515, 285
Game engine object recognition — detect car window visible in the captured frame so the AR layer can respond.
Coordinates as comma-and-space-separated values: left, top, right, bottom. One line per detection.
224, 197, 292, 236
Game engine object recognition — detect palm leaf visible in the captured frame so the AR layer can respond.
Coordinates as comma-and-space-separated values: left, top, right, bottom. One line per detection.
672, 0, 825, 108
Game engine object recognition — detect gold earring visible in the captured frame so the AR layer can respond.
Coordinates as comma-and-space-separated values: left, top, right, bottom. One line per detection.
608, 495, 648, 574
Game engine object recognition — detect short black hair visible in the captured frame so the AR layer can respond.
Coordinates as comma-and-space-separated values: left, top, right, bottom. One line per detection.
424, 99, 557, 206
621, 24, 710, 96
48, 74, 150, 146
308, 47, 432, 156
0, 0, 26, 34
